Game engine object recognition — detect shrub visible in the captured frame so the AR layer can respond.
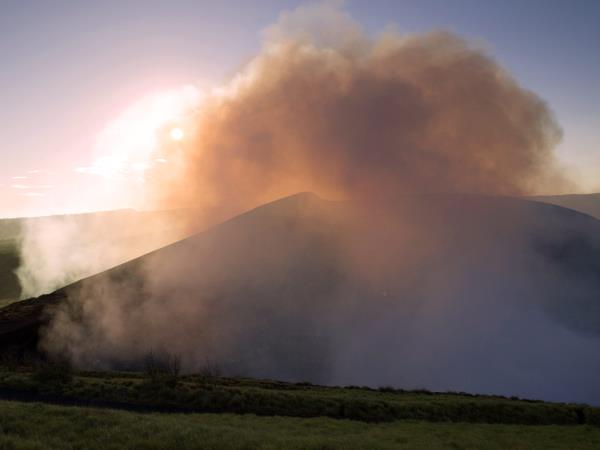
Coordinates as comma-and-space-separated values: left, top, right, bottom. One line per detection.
33, 360, 73, 385
143, 350, 181, 386
583, 407, 600, 426
198, 357, 222, 378
378, 386, 396, 393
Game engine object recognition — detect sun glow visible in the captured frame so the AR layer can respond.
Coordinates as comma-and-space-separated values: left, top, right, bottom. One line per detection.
170, 127, 184, 141
80, 85, 201, 180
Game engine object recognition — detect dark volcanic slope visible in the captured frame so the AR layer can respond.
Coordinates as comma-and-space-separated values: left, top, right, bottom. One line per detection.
530, 193, 600, 220
1, 193, 600, 405
0, 193, 343, 357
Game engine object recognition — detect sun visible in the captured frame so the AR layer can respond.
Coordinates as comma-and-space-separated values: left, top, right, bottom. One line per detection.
170, 127, 184, 141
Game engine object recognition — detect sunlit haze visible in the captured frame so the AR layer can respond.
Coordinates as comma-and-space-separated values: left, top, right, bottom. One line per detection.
1, 0, 599, 218
3, 0, 600, 419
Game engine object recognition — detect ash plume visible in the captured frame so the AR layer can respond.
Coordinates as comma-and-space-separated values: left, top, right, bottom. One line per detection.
147, 1, 569, 218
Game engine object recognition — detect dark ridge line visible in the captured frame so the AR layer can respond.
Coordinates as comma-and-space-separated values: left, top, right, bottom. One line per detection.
0, 387, 230, 416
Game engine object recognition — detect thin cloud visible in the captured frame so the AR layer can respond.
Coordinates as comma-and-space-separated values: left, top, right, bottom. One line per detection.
11, 184, 53, 189
74, 166, 108, 177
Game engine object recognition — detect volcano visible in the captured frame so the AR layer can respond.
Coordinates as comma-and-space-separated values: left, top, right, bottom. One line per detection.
1, 192, 600, 404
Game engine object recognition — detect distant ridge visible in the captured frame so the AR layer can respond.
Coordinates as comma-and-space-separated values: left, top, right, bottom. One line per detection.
529, 193, 600, 220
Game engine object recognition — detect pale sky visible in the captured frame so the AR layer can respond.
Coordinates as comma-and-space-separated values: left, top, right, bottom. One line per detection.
1, 0, 599, 217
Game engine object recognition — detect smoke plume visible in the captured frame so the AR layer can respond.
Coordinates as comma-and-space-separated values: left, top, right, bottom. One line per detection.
15, 209, 191, 299
21, 2, 600, 405
146, 1, 568, 219
17, 1, 569, 298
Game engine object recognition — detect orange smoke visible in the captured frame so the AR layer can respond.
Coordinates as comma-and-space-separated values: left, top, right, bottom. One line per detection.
145, 2, 569, 224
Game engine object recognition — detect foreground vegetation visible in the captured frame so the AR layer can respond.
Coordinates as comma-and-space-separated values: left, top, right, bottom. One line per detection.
1, 399, 600, 450
0, 365, 599, 426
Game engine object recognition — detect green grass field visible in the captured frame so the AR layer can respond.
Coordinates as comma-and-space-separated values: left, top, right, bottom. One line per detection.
1, 399, 600, 450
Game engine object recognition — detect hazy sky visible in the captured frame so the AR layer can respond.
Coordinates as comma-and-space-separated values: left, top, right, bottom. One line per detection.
1, 0, 599, 217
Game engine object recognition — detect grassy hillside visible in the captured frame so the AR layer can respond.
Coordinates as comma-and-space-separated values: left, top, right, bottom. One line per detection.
2, 399, 600, 450
0, 364, 599, 448
0, 366, 598, 426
